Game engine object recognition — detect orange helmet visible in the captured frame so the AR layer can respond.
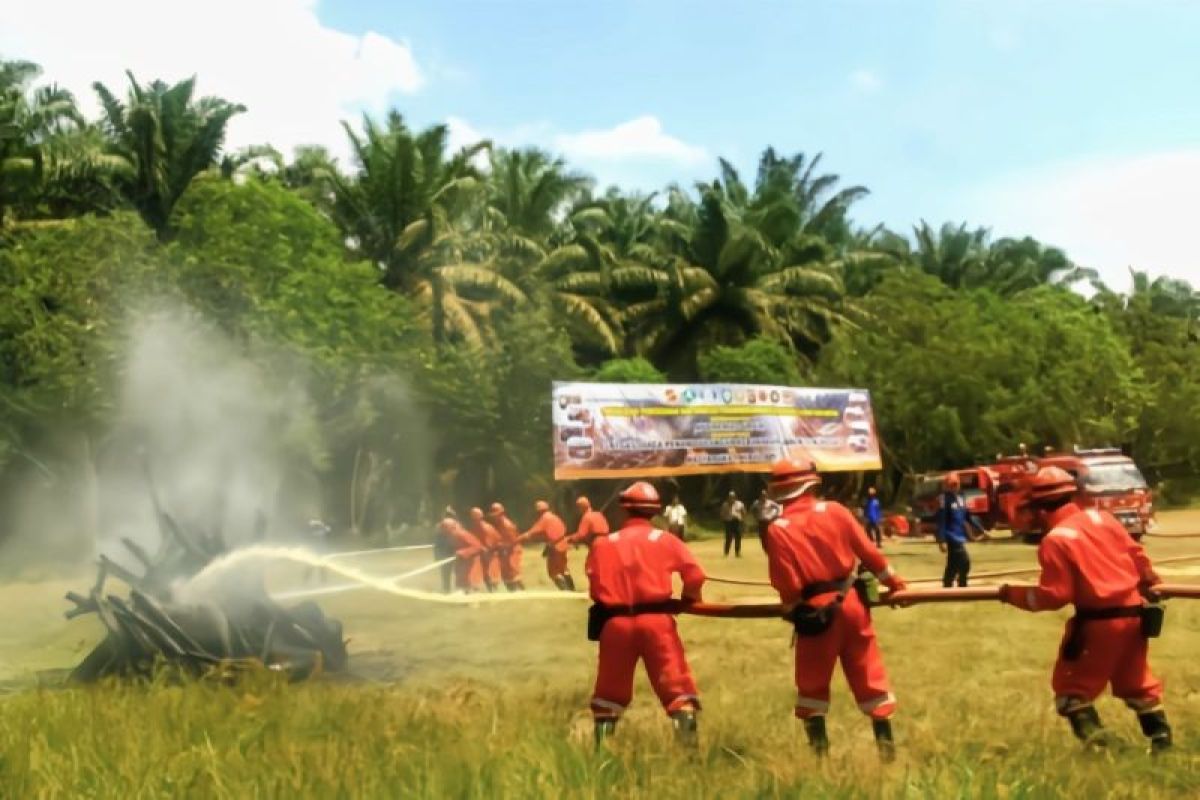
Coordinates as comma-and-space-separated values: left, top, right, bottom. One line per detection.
534, 500, 550, 513
1027, 466, 1077, 506
619, 481, 661, 512
469, 507, 484, 521
943, 473, 961, 490
575, 496, 591, 509
768, 459, 819, 501
488, 502, 505, 517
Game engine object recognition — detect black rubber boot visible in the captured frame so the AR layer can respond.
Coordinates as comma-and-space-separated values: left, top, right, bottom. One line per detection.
552, 575, 567, 591
872, 719, 896, 763
594, 718, 617, 748
1066, 706, 1106, 747
564, 574, 577, 591
804, 716, 830, 757
670, 709, 699, 748
1138, 710, 1173, 753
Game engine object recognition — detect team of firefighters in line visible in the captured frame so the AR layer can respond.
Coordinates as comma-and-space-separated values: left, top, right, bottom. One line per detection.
434, 497, 612, 593
432, 462, 1172, 757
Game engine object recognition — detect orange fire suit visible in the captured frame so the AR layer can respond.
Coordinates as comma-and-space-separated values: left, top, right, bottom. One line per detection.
472, 518, 503, 589
1003, 503, 1163, 715
519, 511, 570, 581
441, 519, 484, 592
585, 518, 705, 720
570, 509, 610, 548
492, 513, 523, 585
764, 496, 901, 720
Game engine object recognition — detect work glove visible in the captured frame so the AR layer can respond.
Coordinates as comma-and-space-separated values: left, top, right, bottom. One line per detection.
883, 575, 907, 594
998, 584, 1023, 605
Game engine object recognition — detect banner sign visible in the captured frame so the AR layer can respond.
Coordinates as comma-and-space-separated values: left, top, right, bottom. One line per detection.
552, 382, 882, 479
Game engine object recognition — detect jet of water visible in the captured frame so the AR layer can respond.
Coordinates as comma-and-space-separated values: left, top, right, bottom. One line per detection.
176, 545, 588, 605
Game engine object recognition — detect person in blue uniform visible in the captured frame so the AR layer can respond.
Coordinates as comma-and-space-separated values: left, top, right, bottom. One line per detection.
863, 487, 883, 546
936, 474, 988, 587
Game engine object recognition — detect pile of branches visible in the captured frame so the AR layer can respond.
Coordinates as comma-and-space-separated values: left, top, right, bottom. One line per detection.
64, 468, 347, 682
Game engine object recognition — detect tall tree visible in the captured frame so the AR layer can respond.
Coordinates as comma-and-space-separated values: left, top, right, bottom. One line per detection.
0, 60, 99, 223
93, 72, 245, 238
619, 151, 863, 376
330, 111, 524, 347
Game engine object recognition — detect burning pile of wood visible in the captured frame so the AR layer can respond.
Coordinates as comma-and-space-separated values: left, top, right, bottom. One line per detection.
64, 469, 347, 682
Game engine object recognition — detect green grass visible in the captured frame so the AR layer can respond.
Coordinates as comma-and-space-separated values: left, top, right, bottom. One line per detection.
3, 510, 1200, 798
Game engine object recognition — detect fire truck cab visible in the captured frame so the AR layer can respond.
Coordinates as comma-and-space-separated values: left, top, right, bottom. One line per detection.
1036, 447, 1153, 538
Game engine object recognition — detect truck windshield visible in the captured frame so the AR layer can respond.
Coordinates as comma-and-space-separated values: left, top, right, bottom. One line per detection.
1083, 462, 1148, 493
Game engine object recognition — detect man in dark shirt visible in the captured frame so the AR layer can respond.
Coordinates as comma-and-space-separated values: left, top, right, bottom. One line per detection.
936, 474, 987, 587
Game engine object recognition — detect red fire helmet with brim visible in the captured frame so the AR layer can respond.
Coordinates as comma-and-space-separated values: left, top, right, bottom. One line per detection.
619, 481, 661, 513
1026, 466, 1078, 506
768, 459, 820, 502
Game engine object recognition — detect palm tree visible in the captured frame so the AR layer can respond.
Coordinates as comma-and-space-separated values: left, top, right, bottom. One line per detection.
621, 178, 852, 377
983, 236, 1096, 294
903, 220, 991, 289
93, 72, 245, 238
486, 147, 590, 241
1, 60, 83, 223
330, 111, 523, 347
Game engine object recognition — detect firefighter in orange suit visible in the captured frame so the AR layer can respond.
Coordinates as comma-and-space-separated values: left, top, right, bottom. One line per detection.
586, 481, 705, 747
440, 515, 484, 593
762, 459, 908, 761
469, 507, 504, 592
1000, 466, 1171, 751
569, 496, 610, 548
517, 500, 575, 590
488, 502, 525, 591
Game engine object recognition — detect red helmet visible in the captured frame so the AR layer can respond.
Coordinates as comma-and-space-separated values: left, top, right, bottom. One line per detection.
619, 481, 661, 512
943, 473, 961, 490
488, 502, 505, 517
575, 496, 591, 509
534, 500, 550, 513
469, 507, 484, 521
1027, 466, 1077, 505
768, 459, 819, 501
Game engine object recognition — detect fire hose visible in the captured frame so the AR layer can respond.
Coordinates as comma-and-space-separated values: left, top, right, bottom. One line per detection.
706, 552, 1200, 588
672, 583, 1200, 618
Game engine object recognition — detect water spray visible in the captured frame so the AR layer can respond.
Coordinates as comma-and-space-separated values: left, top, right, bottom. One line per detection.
181, 545, 587, 605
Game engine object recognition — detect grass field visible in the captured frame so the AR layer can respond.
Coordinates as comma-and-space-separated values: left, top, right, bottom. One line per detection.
3, 511, 1200, 798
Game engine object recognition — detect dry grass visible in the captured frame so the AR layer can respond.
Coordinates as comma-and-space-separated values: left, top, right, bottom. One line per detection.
3, 510, 1200, 798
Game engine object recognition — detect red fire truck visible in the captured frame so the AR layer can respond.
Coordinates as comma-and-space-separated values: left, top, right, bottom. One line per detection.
911, 447, 1153, 541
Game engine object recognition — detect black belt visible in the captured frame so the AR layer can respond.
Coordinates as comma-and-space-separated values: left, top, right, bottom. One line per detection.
587, 601, 680, 641
595, 601, 680, 616
1074, 605, 1142, 621
800, 576, 852, 601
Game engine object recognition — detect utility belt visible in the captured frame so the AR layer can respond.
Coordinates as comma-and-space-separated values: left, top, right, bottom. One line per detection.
587, 601, 679, 641
1061, 604, 1165, 661
787, 576, 858, 637
542, 536, 565, 558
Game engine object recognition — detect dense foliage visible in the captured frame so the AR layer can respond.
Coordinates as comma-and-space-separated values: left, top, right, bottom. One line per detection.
2, 57, 1198, 545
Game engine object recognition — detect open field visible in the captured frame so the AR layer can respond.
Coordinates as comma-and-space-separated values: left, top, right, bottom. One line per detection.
3, 510, 1200, 797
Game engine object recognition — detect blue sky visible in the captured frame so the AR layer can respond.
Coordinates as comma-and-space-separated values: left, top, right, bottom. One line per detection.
4, 0, 1198, 288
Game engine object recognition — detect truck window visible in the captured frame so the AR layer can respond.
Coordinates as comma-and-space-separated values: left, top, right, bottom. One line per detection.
1083, 462, 1148, 493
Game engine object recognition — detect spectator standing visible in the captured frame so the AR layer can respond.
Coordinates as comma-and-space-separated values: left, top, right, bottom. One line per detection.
719, 491, 746, 557
664, 496, 688, 540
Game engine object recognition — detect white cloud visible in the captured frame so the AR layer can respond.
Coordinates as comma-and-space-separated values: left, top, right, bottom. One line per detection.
849, 68, 883, 94
970, 150, 1200, 291
0, 0, 423, 162
553, 116, 708, 166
